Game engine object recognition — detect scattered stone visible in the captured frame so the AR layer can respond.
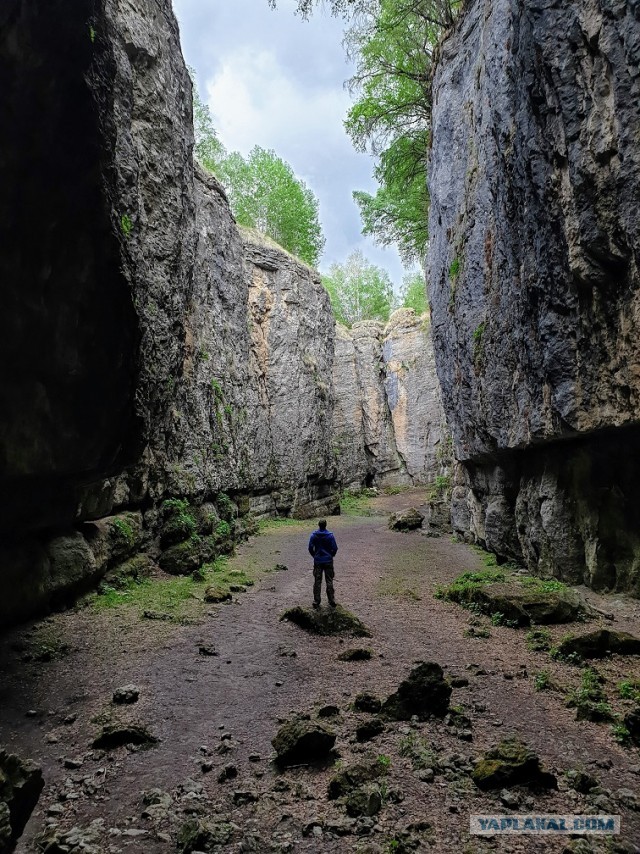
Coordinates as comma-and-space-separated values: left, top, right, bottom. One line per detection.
345, 786, 382, 818
63, 757, 83, 769
273, 564, 289, 572
338, 648, 373, 662
203, 586, 232, 604
92, 723, 158, 750
233, 789, 259, 805
353, 693, 382, 714
381, 662, 451, 720
328, 759, 387, 799
248, 753, 261, 763
0, 750, 45, 848
112, 684, 140, 705
318, 705, 340, 718
177, 818, 234, 853
450, 676, 469, 688
142, 610, 173, 621
472, 738, 557, 791
500, 789, 520, 809
36, 819, 104, 854
201, 761, 213, 773
356, 719, 385, 743
557, 629, 640, 660
63, 713, 78, 725
416, 768, 434, 783
217, 764, 238, 783
388, 508, 424, 531
199, 645, 218, 657
272, 718, 336, 767
280, 605, 371, 637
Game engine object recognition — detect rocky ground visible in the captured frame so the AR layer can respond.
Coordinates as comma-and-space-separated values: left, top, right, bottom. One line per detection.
1, 489, 640, 854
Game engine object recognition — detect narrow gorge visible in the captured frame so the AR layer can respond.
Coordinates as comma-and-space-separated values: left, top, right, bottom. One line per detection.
1, 0, 640, 852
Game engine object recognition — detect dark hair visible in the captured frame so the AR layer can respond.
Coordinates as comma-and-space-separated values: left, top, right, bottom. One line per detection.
318, 519, 327, 530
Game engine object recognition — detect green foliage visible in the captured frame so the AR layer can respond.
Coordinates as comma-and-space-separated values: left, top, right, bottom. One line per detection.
533, 670, 552, 692
120, 214, 132, 237
472, 321, 485, 364
566, 667, 612, 721
340, 488, 375, 516
448, 257, 461, 280
89, 25, 96, 43
520, 576, 567, 593
377, 753, 392, 769
190, 67, 226, 171
398, 270, 428, 315
322, 250, 393, 326
618, 680, 640, 702
526, 628, 552, 652
611, 724, 631, 745
216, 520, 232, 539
111, 517, 134, 544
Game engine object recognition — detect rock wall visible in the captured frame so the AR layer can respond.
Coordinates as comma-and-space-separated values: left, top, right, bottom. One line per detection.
333, 310, 449, 489
428, 0, 640, 593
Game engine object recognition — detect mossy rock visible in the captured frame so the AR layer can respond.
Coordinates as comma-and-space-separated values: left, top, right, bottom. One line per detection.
472, 738, 557, 791
158, 538, 204, 575
345, 784, 382, 817
328, 758, 387, 799
557, 629, 640, 660
338, 647, 372, 662
381, 662, 451, 721
280, 605, 371, 637
446, 579, 586, 626
624, 708, 640, 746
272, 718, 336, 767
178, 818, 234, 853
203, 586, 232, 604
103, 554, 154, 589
356, 719, 385, 743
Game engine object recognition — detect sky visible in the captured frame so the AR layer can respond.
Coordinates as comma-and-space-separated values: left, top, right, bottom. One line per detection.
172, 0, 407, 287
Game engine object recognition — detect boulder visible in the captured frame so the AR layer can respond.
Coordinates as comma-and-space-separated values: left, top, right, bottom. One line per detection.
356, 719, 385, 743
472, 738, 557, 791
272, 718, 336, 767
92, 723, 158, 750
203, 586, 232, 604
112, 684, 140, 705
557, 630, 640, 660
338, 648, 372, 662
328, 758, 387, 799
381, 662, 451, 720
345, 785, 382, 817
353, 693, 382, 714
624, 708, 640, 746
280, 605, 371, 637
0, 751, 44, 848
177, 818, 234, 854
158, 538, 204, 576
388, 508, 424, 531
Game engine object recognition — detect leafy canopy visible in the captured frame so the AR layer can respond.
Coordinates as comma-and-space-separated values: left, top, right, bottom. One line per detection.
399, 270, 428, 315
322, 250, 394, 327
191, 73, 325, 267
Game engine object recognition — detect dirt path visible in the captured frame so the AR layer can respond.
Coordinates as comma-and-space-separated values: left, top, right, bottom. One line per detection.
1, 489, 639, 854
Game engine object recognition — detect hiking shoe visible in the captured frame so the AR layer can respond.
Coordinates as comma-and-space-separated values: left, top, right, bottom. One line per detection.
312, 602, 320, 610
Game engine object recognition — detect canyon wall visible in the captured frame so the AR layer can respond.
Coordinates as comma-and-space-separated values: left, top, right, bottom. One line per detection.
0, 0, 446, 626
333, 311, 449, 490
428, 0, 640, 593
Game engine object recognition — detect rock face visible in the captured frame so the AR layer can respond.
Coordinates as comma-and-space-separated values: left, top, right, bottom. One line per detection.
0, 751, 44, 850
0, 0, 446, 625
333, 311, 448, 489
428, 0, 640, 593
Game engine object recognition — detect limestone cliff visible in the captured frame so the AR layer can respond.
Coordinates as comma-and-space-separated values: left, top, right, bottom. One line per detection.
333, 310, 449, 489
428, 0, 640, 593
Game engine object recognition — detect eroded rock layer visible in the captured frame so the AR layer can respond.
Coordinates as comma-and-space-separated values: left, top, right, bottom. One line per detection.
428, 0, 640, 593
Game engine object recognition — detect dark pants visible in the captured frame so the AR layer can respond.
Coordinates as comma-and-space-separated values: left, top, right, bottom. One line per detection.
313, 560, 335, 606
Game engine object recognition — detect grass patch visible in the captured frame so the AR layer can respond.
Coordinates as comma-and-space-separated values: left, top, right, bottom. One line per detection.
618, 679, 640, 702
526, 628, 552, 652
434, 567, 506, 602
533, 670, 552, 692
519, 576, 567, 594
611, 723, 631, 745
566, 667, 613, 722
258, 516, 307, 533
340, 489, 376, 516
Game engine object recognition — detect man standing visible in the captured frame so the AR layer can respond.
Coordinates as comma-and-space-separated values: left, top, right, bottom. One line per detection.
308, 519, 338, 609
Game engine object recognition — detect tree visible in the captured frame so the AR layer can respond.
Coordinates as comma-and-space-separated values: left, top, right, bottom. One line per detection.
190, 73, 325, 267
219, 147, 325, 267
322, 251, 394, 326
399, 270, 428, 314
344, 0, 462, 266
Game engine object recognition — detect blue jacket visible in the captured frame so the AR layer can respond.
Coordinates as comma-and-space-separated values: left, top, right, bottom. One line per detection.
308, 529, 338, 564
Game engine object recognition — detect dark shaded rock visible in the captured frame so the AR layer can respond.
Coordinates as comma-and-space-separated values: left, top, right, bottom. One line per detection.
566, 769, 598, 794
381, 662, 451, 720
356, 719, 385, 743
449, 582, 585, 627
388, 508, 424, 532
233, 789, 258, 805
472, 738, 557, 791
112, 684, 140, 705
198, 645, 218, 657
103, 554, 154, 590
345, 786, 382, 818
625, 708, 640, 746
92, 723, 158, 751
557, 630, 640, 660
158, 538, 204, 576
353, 693, 382, 714
318, 705, 340, 718
272, 718, 336, 767
273, 564, 289, 572
0, 751, 44, 848
338, 648, 373, 662
280, 605, 371, 637
217, 764, 238, 783
203, 586, 232, 604
450, 676, 469, 688
328, 759, 387, 800
178, 818, 234, 853
142, 610, 173, 622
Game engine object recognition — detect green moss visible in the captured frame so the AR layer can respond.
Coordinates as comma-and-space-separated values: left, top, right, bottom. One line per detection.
448, 257, 461, 280
340, 489, 375, 516
472, 321, 486, 365
111, 517, 134, 544
120, 214, 133, 237
526, 628, 552, 652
